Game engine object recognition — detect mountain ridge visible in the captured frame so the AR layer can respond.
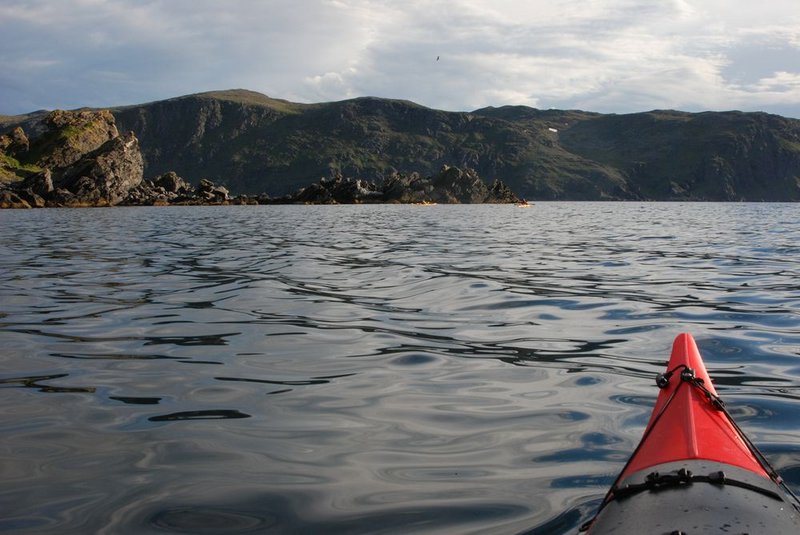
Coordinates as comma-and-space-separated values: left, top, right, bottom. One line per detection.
3, 89, 800, 201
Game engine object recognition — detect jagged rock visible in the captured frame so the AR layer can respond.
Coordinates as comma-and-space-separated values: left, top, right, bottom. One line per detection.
287, 175, 383, 204
0, 189, 31, 208
35, 110, 119, 170
120, 174, 239, 206
293, 182, 335, 204
230, 195, 258, 205
49, 188, 79, 207
154, 171, 193, 194
2, 107, 524, 207
21, 169, 54, 196
382, 166, 520, 204
0, 127, 31, 182
382, 173, 430, 203
487, 178, 520, 203
0, 127, 30, 155
120, 180, 156, 205
426, 166, 486, 203
16, 188, 46, 208
126, 176, 230, 205
329, 176, 382, 203
276, 166, 521, 204
0, 109, 150, 208
198, 178, 229, 202
53, 132, 144, 206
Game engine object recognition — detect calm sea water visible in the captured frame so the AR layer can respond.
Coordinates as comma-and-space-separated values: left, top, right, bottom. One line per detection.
1, 203, 799, 534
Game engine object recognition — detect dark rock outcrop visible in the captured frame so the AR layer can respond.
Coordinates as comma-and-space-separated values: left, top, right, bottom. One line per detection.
197, 178, 230, 202
380, 166, 521, 204
121, 173, 238, 206
0, 107, 525, 208
123, 171, 195, 205
53, 132, 144, 206
0, 110, 144, 207
0, 189, 31, 209
34, 110, 119, 170
276, 166, 521, 204
155, 171, 193, 194
5, 92, 800, 200
289, 175, 382, 204
0, 127, 29, 154
102, 90, 800, 201
0, 111, 257, 208
22, 169, 54, 197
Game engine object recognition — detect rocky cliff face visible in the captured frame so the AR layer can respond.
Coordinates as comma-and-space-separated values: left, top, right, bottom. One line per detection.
110, 91, 619, 198
112, 91, 293, 191
0, 109, 143, 207
108, 90, 800, 201
0, 107, 520, 207
557, 110, 800, 201
5, 90, 800, 201
35, 110, 120, 169
53, 132, 144, 206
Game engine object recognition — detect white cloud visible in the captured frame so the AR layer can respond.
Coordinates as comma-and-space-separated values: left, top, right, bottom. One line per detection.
1, 0, 800, 118
752, 71, 800, 92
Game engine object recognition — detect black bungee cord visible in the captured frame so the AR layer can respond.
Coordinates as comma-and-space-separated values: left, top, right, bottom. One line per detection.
580, 363, 800, 532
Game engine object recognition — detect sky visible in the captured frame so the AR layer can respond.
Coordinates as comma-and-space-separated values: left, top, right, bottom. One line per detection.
2, 0, 800, 117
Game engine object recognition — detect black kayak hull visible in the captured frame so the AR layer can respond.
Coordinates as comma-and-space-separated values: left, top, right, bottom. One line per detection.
583, 334, 800, 534
588, 459, 800, 534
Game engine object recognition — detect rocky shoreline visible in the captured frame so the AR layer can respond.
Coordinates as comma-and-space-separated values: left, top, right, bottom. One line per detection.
1, 110, 521, 208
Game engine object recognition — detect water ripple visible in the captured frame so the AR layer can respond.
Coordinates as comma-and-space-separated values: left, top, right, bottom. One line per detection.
1, 203, 799, 533
148, 410, 251, 422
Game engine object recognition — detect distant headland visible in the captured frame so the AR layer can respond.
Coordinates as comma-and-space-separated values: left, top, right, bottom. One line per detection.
3, 89, 800, 203
0, 109, 519, 208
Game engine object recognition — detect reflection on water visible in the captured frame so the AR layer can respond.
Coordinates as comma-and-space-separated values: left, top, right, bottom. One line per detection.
0, 203, 799, 534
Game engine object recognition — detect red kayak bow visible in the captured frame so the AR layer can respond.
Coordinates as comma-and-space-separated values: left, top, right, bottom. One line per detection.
583, 333, 800, 534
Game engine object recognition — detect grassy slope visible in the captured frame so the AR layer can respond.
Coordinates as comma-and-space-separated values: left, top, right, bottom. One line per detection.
559, 110, 800, 200
6, 90, 800, 199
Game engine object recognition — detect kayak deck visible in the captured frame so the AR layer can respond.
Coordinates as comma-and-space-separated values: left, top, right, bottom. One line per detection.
618, 333, 767, 480
589, 460, 800, 534
583, 333, 800, 534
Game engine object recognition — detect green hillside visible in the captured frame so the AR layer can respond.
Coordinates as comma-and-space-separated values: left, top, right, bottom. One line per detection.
5, 90, 800, 200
